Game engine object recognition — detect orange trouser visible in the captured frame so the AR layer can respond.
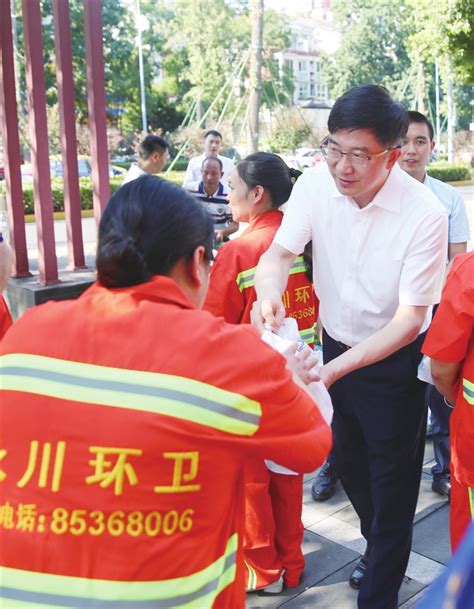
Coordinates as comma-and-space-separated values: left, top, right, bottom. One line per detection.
450, 475, 474, 551
244, 461, 304, 590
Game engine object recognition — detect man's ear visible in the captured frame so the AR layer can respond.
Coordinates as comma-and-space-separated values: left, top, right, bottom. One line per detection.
431, 140, 436, 153
188, 246, 207, 287
386, 147, 401, 169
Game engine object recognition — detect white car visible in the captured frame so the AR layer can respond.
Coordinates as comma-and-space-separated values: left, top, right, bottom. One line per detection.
279, 148, 325, 170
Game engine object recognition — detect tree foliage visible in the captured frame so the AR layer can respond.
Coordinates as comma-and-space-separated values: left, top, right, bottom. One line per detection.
323, 0, 414, 101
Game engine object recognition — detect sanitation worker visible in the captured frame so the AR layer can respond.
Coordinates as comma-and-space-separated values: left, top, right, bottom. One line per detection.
205, 152, 320, 592
0, 175, 331, 609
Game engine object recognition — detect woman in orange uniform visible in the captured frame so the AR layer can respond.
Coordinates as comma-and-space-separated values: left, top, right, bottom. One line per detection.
204, 152, 320, 592
422, 252, 474, 551
0, 176, 331, 609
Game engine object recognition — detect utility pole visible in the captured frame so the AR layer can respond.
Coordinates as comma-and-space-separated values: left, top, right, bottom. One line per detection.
247, 0, 263, 154
447, 58, 454, 163
136, 0, 147, 133
435, 61, 440, 144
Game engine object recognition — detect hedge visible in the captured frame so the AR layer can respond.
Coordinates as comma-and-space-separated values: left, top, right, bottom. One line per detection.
0, 172, 185, 215
426, 162, 471, 182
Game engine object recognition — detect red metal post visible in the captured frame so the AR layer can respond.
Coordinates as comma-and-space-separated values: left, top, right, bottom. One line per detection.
83, 0, 110, 224
22, 0, 59, 284
53, 0, 86, 270
0, 0, 31, 278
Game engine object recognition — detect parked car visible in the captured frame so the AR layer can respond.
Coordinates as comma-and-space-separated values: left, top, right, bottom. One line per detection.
279, 147, 325, 170
20, 157, 125, 181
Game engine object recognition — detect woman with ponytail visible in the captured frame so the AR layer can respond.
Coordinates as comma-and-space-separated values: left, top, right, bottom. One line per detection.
205, 153, 321, 592
0, 175, 331, 608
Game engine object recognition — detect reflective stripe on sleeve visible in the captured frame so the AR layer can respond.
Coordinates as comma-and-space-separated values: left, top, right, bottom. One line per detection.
463, 378, 474, 405
469, 488, 474, 519
0, 533, 238, 608
236, 256, 306, 293
1, 354, 261, 436
299, 326, 315, 345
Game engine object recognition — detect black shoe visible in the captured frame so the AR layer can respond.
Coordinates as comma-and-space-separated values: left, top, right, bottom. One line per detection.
311, 460, 338, 502
432, 478, 451, 499
349, 556, 368, 590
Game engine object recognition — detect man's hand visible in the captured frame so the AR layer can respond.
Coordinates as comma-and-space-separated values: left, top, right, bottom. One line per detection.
250, 296, 286, 335
282, 343, 321, 385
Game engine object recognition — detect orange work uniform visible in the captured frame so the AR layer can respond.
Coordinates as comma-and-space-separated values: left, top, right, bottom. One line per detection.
0, 295, 13, 339
422, 253, 474, 550
204, 210, 321, 591
0, 276, 331, 608
204, 210, 319, 346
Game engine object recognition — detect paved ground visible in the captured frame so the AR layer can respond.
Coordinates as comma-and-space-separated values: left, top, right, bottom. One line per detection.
245, 438, 450, 609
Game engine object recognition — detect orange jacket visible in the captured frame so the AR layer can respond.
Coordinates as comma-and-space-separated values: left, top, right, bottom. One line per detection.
204, 210, 319, 345
0, 295, 12, 340
0, 276, 331, 608
423, 253, 474, 488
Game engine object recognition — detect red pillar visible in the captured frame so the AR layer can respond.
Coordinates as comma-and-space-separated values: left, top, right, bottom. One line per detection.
0, 0, 30, 278
22, 0, 59, 285
83, 0, 110, 224
53, 0, 86, 270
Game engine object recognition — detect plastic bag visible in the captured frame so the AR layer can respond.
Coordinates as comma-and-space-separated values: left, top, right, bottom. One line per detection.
261, 318, 333, 476
417, 355, 433, 385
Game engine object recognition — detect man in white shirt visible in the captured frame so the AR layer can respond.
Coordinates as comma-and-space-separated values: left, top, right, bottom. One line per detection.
122, 135, 169, 185
182, 130, 234, 189
399, 110, 470, 500
251, 85, 448, 609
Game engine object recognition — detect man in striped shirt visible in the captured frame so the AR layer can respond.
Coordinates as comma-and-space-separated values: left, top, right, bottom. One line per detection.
186, 157, 238, 246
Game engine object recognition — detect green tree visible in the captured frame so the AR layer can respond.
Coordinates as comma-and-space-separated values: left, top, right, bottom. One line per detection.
323, 0, 414, 102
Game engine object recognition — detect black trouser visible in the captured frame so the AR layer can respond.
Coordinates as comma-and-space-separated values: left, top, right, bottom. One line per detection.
427, 384, 452, 479
323, 331, 427, 609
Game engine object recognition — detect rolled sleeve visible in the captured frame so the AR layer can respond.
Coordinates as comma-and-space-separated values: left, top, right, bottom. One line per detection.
399, 209, 448, 306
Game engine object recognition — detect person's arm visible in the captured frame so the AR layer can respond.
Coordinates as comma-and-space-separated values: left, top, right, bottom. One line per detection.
320, 304, 427, 388
182, 158, 196, 188
215, 221, 239, 242
430, 360, 462, 404
250, 243, 297, 333
447, 242, 467, 265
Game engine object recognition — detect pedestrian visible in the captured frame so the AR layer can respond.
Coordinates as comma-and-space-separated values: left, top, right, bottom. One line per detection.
204, 152, 321, 592
400, 110, 470, 500
0, 175, 331, 608
122, 134, 169, 184
186, 156, 238, 246
183, 129, 234, 188
251, 85, 448, 609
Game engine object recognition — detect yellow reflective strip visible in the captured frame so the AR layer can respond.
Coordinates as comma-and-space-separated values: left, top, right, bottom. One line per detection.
463, 378, 474, 405
1, 533, 238, 602
1, 354, 261, 437
236, 266, 256, 292
244, 560, 257, 591
288, 256, 306, 276
469, 488, 474, 518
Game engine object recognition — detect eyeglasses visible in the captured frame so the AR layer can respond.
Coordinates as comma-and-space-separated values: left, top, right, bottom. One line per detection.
320, 137, 399, 168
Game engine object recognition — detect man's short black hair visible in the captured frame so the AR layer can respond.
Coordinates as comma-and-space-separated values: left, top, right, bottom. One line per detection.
204, 129, 222, 140
328, 85, 408, 147
138, 135, 169, 160
202, 156, 223, 170
407, 110, 434, 141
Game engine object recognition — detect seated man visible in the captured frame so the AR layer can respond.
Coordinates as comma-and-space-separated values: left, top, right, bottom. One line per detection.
122, 135, 169, 184
186, 157, 238, 246
183, 129, 234, 188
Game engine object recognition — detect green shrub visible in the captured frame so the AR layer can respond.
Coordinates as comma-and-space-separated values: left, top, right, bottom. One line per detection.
0, 172, 186, 217
165, 158, 189, 172
426, 162, 471, 182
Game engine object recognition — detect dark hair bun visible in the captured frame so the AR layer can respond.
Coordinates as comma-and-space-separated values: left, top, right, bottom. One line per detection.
289, 168, 302, 182
97, 235, 149, 288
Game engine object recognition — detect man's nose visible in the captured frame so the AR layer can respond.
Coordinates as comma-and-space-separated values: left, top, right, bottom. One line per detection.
337, 154, 355, 172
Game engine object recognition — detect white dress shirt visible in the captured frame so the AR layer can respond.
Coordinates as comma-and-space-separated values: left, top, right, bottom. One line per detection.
274, 163, 448, 346
122, 163, 147, 185
182, 154, 234, 189
424, 174, 470, 244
